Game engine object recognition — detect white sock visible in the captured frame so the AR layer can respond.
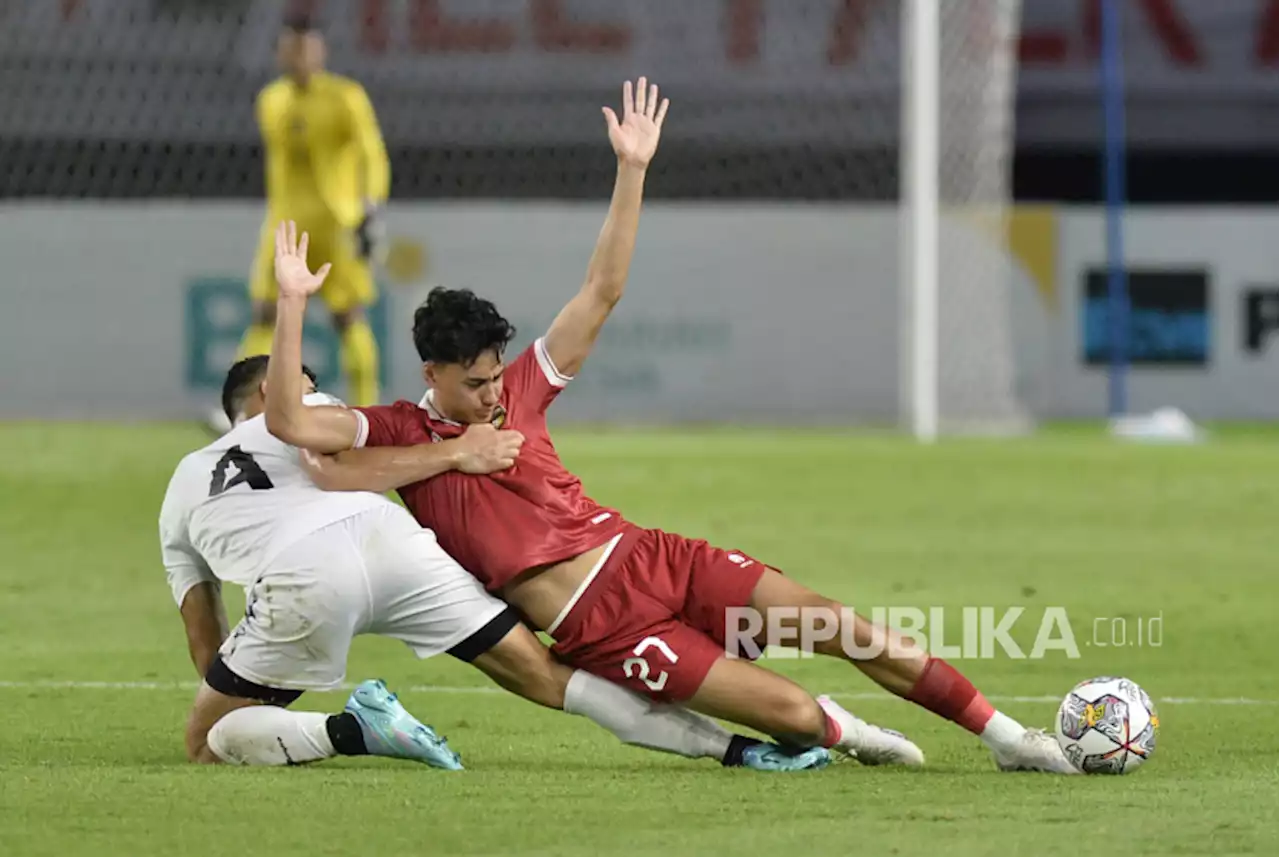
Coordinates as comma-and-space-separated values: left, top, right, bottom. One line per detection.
978, 710, 1027, 756
207, 707, 338, 766
816, 695, 860, 750
563, 670, 733, 760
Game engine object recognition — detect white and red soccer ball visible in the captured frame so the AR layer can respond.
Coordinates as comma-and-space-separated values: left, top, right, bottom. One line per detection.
1055, 676, 1159, 775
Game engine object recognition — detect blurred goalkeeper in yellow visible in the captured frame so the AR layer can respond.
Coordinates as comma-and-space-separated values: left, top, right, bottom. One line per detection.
238, 11, 388, 406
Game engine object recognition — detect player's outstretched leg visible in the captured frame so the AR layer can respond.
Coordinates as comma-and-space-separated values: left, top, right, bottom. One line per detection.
567, 670, 829, 773
465, 620, 828, 771
746, 571, 1076, 774
685, 655, 919, 769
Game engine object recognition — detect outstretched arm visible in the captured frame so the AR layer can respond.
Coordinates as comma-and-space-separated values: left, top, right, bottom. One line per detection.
262, 221, 363, 453
543, 78, 669, 378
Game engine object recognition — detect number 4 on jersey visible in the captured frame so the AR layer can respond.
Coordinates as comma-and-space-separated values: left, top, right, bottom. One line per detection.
209, 446, 274, 497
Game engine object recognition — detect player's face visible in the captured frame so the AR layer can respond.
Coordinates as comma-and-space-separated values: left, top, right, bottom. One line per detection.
277, 30, 325, 80
425, 351, 505, 425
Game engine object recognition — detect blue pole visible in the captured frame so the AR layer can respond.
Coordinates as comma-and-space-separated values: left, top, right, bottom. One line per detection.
1101, 0, 1129, 418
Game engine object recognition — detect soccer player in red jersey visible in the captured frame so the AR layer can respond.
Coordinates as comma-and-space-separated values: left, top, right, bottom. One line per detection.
265, 78, 1075, 774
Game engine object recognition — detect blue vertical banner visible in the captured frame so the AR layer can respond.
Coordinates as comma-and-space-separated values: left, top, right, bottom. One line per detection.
184, 277, 390, 397
1100, 0, 1130, 417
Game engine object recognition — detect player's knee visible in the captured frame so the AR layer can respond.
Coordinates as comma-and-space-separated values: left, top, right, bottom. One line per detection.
726, 676, 825, 745
766, 688, 826, 744
508, 665, 570, 710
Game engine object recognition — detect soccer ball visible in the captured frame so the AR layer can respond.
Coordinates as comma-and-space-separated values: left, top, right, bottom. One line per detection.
1054, 676, 1159, 774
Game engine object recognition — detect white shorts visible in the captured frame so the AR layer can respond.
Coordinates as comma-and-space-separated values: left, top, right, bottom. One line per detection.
216, 504, 513, 692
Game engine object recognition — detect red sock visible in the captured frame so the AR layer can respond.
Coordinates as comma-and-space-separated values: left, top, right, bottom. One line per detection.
821, 712, 842, 749
905, 657, 995, 735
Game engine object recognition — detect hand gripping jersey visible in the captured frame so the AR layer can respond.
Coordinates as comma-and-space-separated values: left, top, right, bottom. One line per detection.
352, 338, 630, 592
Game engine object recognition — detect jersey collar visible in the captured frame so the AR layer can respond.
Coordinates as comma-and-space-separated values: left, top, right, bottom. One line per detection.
418, 389, 461, 426
418, 390, 508, 430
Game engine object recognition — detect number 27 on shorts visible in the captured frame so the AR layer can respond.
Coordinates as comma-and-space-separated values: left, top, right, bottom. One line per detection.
622, 636, 679, 692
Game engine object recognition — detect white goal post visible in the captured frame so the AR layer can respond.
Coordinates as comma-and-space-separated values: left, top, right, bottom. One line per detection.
901, 0, 1031, 440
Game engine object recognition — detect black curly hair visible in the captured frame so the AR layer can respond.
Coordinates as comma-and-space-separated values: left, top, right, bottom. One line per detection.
412, 287, 516, 367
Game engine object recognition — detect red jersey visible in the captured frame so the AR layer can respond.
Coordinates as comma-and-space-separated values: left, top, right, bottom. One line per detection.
351, 338, 630, 592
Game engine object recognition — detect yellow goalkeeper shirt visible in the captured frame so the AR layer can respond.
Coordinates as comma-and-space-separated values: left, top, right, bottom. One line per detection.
256, 72, 390, 228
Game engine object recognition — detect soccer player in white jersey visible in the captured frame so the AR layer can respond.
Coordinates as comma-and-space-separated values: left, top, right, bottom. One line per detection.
160, 355, 832, 771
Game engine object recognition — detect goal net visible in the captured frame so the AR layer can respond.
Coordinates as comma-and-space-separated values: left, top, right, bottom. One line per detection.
0, 0, 1029, 433
906, 0, 1032, 437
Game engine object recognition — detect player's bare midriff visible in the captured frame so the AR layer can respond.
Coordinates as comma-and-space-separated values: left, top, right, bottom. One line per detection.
501, 541, 613, 634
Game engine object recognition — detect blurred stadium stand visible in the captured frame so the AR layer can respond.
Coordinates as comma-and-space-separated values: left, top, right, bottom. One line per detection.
0, 0, 1274, 202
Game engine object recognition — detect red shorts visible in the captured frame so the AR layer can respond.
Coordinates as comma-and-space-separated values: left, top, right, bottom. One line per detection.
548, 527, 772, 703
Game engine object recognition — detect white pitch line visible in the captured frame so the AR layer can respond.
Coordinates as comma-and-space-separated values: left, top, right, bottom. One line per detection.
0, 680, 1273, 706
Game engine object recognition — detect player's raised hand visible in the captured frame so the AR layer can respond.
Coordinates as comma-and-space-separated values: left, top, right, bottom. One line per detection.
454, 423, 525, 475
603, 77, 669, 169
274, 220, 332, 299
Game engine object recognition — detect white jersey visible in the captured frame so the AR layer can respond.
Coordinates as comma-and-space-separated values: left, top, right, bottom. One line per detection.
159, 393, 387, 606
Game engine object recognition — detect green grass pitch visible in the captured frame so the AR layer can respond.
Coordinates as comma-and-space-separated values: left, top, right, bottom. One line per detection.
0, 422, 1275, 856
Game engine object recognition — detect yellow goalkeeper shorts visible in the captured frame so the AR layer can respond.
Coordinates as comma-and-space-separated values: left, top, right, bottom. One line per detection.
249, 216, 376, 316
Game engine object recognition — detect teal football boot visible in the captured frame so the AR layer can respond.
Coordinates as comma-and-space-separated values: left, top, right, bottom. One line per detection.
741, 743, 832, 772
344, 679, 464, 770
